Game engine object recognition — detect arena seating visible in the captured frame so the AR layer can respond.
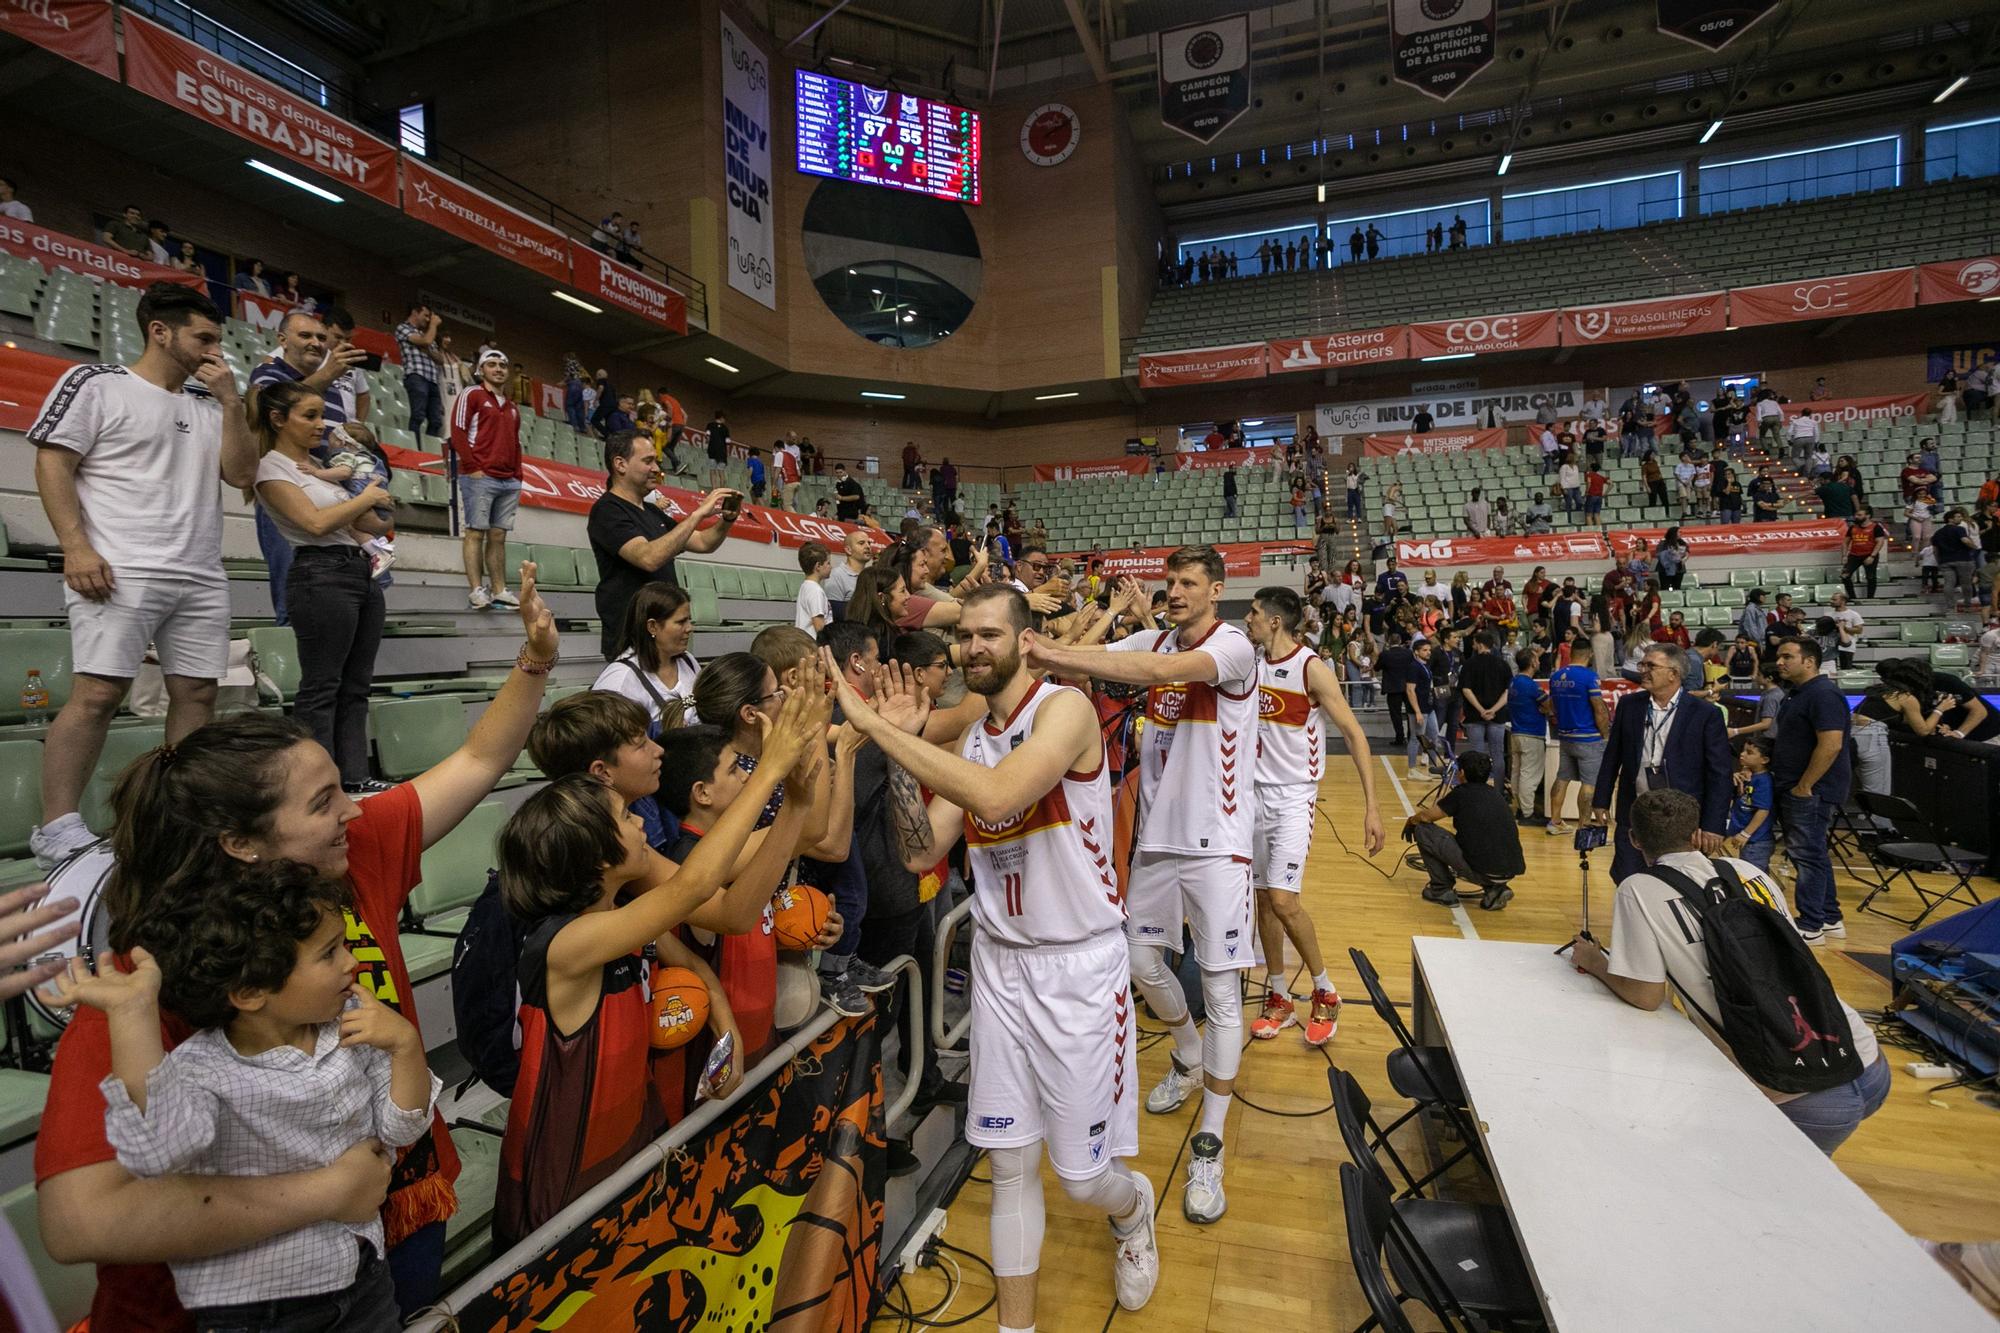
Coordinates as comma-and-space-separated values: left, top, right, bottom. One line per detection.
1009, 466, 1304, 549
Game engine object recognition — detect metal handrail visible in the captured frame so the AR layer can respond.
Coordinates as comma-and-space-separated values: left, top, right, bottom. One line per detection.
930, 897, 974, 1052
880, 953, 925, 1129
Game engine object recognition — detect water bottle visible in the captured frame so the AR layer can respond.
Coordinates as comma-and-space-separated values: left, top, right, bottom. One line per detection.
20, 669, 49, 728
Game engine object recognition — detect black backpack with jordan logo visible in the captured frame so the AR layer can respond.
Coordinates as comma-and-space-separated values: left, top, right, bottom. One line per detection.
1648, 860, 1864, 1094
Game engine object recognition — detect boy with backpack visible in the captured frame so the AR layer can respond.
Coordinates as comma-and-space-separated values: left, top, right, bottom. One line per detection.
1566, 789, 1888, 1154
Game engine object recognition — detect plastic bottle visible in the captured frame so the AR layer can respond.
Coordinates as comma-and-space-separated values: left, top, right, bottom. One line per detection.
19, 669, 49, 727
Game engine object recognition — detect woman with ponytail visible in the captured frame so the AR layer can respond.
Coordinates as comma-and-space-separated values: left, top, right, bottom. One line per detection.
34, 571, 564, 1326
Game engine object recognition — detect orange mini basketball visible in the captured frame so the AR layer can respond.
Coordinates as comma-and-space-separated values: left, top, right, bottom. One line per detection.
771, 883, 832, 952
648, 966, 710, 1049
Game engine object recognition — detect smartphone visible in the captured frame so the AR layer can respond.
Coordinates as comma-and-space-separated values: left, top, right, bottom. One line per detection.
697, 1031, 735, 1101
1573, 825, 1608, 854
721, 493, 744, 518
354, 351, 383, 373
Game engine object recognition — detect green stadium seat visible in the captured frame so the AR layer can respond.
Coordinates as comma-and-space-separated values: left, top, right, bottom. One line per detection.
248, 626, 301, 704
760, 569, 795, 600
1779, 586, 1811, 605
712, 566, 746, 597
506, 540, 531, 577
2, 1176, 92, 1329
691, 586, 723, 627
409, 799, 505, 932
1812, 583, 1843, 604
1681, 588, 1716, 608
0, 628, 72, 724
1761, 568, 1792, 585
82, 722, 166, 833
678, 562, 715, 593
0, 739, 43, 858
1930, 643, 1971, 670
1658, 590, 1685, 608
1728, 570, 1761, 587
1901, 622, 1941, 646
1701, 606, 1738, 628
444, 1123, 503, 1255
371, 696, 463, 780
528, 545, 580, 588
1711, 589, 1746, 609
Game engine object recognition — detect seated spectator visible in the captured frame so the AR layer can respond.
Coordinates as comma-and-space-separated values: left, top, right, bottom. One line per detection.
1566, 789, 1888, 1155
235, 257, 270, 294
592, 582, 701, 729
1402, 750, 1523, 910
0, 173, 30, 221
101, 204, 148, 257
45, 862, 438, 1330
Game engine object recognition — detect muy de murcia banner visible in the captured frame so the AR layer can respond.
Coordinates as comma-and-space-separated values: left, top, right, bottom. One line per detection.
121, 14, 399, 205
0, 0, 117, 77
399, 157, 572, 284
720, 13, 777, 309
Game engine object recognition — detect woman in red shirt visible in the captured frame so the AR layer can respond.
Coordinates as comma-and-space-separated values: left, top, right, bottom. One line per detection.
33, 578, 572, 1328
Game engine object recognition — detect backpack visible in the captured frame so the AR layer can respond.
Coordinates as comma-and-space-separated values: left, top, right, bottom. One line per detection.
450, 870, 527, 1097
1649, 861, 1864, 1095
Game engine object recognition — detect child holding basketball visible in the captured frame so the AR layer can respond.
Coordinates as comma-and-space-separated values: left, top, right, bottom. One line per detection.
41, 861, 439, 1332
493, 680, 824, 1246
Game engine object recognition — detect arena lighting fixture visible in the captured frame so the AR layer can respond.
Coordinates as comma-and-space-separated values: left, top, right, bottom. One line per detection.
1496, 153, 1512, 176
1421, 352, 1475, 362
1699, 120, 1724, 145
551, 290, 602, 314
861, 390, 906, 400
703, 356, 741, 373
245, 158, 342, 203
1034, 391, 1080, 401
1934, 75, 1970, 104
1317, 183, 1327, 203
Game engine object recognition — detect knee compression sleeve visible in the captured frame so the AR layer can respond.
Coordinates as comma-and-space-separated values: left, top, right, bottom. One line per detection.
1200, 968, 1244, 1081
1129, 944, 1188, 1024
986, 1143, 1046, 1279
1055, 1159, 1141, 1219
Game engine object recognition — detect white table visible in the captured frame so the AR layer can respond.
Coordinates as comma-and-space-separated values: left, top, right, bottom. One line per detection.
1409, 936, 1992, 1333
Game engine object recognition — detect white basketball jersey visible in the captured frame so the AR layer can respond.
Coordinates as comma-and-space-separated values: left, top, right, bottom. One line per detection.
1107, 619, 1258, 857
1255, 645, 1324, 788
961, 680, 1124, 949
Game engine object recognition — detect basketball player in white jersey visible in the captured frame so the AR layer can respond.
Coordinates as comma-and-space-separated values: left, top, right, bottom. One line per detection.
1243, 586, 1386, 1045
1024, 545, 1255, 1223
828, 585, 1158, 1333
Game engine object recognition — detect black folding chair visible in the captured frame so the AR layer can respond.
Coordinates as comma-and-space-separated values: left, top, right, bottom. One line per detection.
1331, 1064, 1474, 1201
1339, 1161, 1546, 1333
1852, 791, 1985, 928
1349, 948, 1490, 1176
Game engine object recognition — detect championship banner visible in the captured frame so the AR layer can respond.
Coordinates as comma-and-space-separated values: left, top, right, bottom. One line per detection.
1391, 0, 1495, 101
1031, 456, 1151, 482
452, 1015, 883, 1331
0, 0, 116, 78
720, 13, 776, 309
1407, 309, 1561, 358
571, 250, 689, 335
1137, 344, 1267, 389
1266, 326, 1408, 373
1617, 520, 1848, 557
1394, 532, 1610, 566
0, 216, 205, 293
1158, 13, 1252, 144
1917, 257, 2000, 305
1657, 0, 1776, 50
1727, 267, 1913, 327
1318, 382, 1586, 435
1562, 293, 1726, 346
1778, 393, 1927, 426
122, 15, 398, 206
1174, 446, 1279, 472
1362, 427, 1508, 457
400, 157, 572, 283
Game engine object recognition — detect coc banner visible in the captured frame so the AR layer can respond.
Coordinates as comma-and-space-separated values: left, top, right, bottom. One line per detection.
1266, 326, 1408, 373
720, 13, 776, 309
122, 14, 399, 205
0, 217, 205, 292
0, 0, 117, 78
1362, 427, 1508, 457
1391, 0, 1495, 101
451, 1015, 883, 1332
1917, 257, 2000, 305
1408, 309, 1560, 358
1728, 268, 1913, 327
1138, 343, 1268, 389
1031, 456, 1151, 482
1778, 393, 1927, 425
1158, 13, 1252, 144
400, 157, 572, 283
1657, 0, 1776, 50
1562, 293, 1726, 346
571, 250, 689, 334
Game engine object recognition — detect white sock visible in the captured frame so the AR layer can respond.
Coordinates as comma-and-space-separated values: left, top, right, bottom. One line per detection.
1000, 1325, 1036, 1333
1266, 971, 1287, 997
1169, 1016, 1201, 1067
1198, 1087, 1230, 1139
1312, 971, 1335, 994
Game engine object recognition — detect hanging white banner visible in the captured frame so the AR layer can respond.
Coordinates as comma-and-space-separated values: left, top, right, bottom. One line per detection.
721, 14, 776, 309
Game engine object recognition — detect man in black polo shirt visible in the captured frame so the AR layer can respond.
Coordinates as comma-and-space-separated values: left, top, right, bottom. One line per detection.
587, 431, 740, 659
1403, 750, 1524, 910
832, 463, 865, 522
1458, 631, 1514, 790
1377, 629, 1415, 747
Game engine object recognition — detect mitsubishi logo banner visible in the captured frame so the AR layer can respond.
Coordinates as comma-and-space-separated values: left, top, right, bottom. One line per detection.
1391, 0, 1496, 102
1159, 13, 1252, 144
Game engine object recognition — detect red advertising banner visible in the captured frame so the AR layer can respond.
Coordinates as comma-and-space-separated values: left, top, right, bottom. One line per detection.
1616, 520, 1848, 557
570, 250, 688, 335
121, 15, 399, 206
1174, 447, 1278, 472
1562, 293, 1727, 346
1407, 309, 1561, 358
1361, 427, 1508, 457
1031, 456, 1151, 482
1917, 256, 2000, 305
0, 216, 205, 292
535, 379, 564, 418
237, 290, 401, 363
0, 346, 76, 432
1728, 268, 1913, 327
1778, 393, 1927, 426
1137, 344, 1268, 389
401, 157, 572, 284
1059, 541, 1284, 580
0, 0, 117, 78
1266, 326, 1408, 373
1394, 532, 1610, 567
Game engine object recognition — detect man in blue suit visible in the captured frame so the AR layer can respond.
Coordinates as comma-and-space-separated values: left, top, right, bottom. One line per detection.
1590, 641, 1733, 881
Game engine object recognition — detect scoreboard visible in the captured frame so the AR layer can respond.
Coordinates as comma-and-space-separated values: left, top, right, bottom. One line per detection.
795, 70, 982, 205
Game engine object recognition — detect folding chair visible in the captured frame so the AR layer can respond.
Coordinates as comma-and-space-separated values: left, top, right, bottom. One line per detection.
1348, 948, 1489, 1176
1330, 1064, 1476, 1201
1338, 1161, 1545, 1333
1852, 791, 1984, 928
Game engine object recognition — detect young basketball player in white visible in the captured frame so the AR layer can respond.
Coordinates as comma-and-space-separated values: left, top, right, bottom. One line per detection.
1025, 545, 1254, 1223
1242, 586, 1386, 1045
829, 586, 1157, 1332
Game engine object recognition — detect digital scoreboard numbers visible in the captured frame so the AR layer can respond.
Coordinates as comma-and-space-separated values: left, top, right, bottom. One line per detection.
795, 70, 982, 205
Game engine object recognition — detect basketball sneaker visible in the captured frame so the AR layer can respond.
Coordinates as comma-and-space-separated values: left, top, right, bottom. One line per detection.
1303, 988, 1341, 1047
1145, 1055, 1203, 1114
1112, 1171, 1159, 1310
1249, 990, 1296, 1039
1183, 1132, 1226, 1223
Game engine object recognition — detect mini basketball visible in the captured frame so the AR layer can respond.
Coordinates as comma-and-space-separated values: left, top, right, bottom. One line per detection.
648, 966, 710, 1050
771, 884, 832, 952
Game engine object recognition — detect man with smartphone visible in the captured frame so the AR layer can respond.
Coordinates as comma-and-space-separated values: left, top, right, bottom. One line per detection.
587, 430, 742, 659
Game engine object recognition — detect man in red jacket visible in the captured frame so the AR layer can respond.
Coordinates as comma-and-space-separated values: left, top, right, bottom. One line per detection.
450, 349, 523, 609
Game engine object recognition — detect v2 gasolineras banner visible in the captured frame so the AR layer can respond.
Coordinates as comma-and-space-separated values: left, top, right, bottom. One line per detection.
121, 13, 399, 205
451, 1015, 884, 1332
0, 0, 117, 78
720, 13, 776, 310
1391, 0, 1495, 101
1563, 293, 1727, 345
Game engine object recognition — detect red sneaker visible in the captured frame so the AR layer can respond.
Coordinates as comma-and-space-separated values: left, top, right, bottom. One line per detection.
1303, 988, 1341, 1047
1250, 990, 1296, 1039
